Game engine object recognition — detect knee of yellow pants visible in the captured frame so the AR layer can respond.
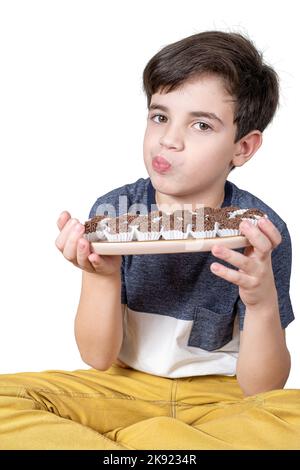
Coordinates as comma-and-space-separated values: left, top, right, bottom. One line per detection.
110, 417, 178, 450
110, 416, 232, 450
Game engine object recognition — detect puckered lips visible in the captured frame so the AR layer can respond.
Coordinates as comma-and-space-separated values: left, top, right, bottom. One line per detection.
152, 155, 172, 173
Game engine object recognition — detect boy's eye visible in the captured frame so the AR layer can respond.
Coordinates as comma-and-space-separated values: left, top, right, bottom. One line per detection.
194, 122, 211, 131
150, 114, 167, 123
149, 114, 212, 131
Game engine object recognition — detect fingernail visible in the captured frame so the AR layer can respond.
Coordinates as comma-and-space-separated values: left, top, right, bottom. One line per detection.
211, 263, 219, 271
79, 241, 85, 249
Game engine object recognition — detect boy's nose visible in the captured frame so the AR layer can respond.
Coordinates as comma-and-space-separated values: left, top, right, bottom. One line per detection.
159, 130, 183, 150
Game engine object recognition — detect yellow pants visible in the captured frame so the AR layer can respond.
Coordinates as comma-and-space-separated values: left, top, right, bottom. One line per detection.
0, 364, 300, 450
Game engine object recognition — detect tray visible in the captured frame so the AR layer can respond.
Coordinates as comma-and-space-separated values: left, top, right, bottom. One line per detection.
91, 235, 250, 255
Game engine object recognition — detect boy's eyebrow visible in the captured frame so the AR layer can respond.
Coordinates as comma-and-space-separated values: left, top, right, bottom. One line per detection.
149, 103, 224, 126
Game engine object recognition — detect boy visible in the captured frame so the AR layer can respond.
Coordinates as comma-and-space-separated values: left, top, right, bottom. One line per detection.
0, 30, 300, 450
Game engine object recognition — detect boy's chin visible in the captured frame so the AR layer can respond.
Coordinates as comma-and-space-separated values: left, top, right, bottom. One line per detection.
150, 174, 174, 191
152, 181, 184, 200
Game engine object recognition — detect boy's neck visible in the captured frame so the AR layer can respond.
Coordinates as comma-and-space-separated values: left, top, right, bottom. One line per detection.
155, 185, 225, 212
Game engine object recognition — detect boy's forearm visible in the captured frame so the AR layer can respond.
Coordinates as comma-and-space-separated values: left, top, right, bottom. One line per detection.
236, 300, 291, 397
74, 271, 123, 370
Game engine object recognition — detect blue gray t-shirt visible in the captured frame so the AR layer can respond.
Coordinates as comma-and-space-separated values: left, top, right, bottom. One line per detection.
88, 177, 295, 378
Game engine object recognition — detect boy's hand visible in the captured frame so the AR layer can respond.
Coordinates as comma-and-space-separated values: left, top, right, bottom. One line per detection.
55, 211, 122, 276
210, 218, 282, 308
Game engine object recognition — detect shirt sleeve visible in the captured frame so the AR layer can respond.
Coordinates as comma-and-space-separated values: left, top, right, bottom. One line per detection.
236, 222, 295, 330
88, 193, 128, 306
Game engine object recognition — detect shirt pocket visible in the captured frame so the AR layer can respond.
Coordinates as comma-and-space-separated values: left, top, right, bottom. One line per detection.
188, 306, 236, 351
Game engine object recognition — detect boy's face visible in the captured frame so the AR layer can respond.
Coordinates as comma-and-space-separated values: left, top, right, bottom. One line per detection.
143, 74, 240, 204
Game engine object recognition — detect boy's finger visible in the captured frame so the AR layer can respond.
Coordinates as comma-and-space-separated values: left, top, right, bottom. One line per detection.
55, 218, 79, 251
63, 223, 85, 260
88, 252, 103, 267
57, 211, 71, 231
211, 245, 252, 274
77, 238, 94, 270
210, 262, 254, 288
257, 217, 282, 248
239, 221, 272, 256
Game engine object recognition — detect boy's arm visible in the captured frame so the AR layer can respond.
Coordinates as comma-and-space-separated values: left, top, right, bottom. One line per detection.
210, 217, 294, 397
74, 270, 124, 370
236, 300, 291, 397
55, 211, 124, 371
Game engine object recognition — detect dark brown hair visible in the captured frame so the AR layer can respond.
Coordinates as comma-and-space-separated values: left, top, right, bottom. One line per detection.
142, 30, 279, 170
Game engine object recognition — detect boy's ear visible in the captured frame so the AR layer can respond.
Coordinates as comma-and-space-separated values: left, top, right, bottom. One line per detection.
232, 130, 263, 167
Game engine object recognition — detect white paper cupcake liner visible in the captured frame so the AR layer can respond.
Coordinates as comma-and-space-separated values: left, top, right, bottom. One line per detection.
217, 216, 264, 236
160, 229, 190, 240
189, 229, 217, 239
217, 228, 241, 237
240, 217, 258, 226
103, 227, 135, 242
83, 231, 105, 242
95, 229, 109, 240
135, 229, 162, 241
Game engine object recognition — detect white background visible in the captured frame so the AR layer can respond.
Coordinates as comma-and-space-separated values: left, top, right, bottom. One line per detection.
0, 0, 299, 388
